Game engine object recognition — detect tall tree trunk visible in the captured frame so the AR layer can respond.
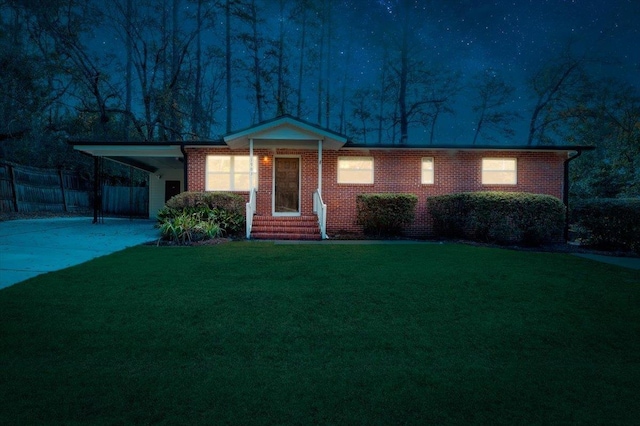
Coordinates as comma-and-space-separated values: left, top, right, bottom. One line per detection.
225, 0, 232, 132
296, 1, 307, 118
377, 48, 388, 144
472, 113, 484, 145
159, 0, 168, 140
191, 0, 203, 137
125, 0, 132, 140
429, 107, 439, 145
170, 0, 180, 139
276, 0, 285, 116
316, 0, 326, 125
324, 0, 332, 128
250, 0, 263, 122
398, 23, 409, 145
338, 30, 352, 135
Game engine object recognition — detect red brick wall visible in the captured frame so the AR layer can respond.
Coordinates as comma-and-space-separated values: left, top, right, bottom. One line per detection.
186, 147, 566, 238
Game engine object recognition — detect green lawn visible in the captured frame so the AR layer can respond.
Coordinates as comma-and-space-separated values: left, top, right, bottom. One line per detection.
1, 242, 639, 425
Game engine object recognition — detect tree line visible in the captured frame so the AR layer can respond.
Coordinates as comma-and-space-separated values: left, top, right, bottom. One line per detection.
0, 0, 638, 197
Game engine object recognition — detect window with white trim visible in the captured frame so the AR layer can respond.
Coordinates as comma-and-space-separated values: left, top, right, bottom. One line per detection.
482, 158, 517, 185
421, 157, 434, 184
337, 156, 374, 184
206, 155, 258, 191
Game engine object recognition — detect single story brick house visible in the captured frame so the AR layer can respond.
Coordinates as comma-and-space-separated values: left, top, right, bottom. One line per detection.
73, 115, 592, 240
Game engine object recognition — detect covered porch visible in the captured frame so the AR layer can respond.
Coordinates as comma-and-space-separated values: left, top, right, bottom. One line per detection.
221, 116, 348, 239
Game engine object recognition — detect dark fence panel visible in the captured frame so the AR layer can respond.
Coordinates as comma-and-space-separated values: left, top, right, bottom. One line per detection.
0, 163, 15, 212
0, 161, 148, 217
65, 189, 91, 212
102, 185, 148, 216
13, 183, 65, 212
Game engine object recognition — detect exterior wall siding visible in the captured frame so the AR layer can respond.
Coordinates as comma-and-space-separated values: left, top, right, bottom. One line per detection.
186, 147, 566, 238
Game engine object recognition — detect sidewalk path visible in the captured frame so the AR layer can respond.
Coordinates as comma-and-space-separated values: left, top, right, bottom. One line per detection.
572, 253, 640, 270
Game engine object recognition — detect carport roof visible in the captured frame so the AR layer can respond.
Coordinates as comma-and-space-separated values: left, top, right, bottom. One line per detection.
70, 141, 225, 173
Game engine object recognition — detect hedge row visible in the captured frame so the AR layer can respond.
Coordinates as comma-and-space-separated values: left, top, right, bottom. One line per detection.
356, 193, 418, 237
571, 198, 640, 253
426, 191, 566, 245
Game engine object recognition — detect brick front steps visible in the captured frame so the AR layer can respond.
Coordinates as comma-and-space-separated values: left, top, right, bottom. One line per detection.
250, 215, 321, 240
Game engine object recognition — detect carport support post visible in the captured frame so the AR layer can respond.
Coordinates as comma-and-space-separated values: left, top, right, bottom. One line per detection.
93, 156, 100, 224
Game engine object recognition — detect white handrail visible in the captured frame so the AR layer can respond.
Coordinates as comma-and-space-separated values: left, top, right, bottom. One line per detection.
313, 189, 327, 239
246, 188, 257, 239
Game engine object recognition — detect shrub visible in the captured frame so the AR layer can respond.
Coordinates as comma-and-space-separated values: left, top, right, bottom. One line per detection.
164, 191, 245, 215
158, 212, 222, 244
571, 198, 640, 253
356, 193, 418, 237
157, 191, 246, 243
427, 191, 566, 246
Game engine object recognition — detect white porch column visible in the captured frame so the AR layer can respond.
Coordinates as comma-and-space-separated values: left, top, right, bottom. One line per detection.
317, 139, 323, 195
249, 138, 254, 193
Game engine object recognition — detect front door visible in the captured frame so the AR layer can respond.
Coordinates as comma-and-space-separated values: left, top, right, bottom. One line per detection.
165, 180, 181, 202
274, 157, 300, 214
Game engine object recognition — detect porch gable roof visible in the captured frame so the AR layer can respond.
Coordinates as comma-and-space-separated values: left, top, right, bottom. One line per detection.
223, 115, 348, 150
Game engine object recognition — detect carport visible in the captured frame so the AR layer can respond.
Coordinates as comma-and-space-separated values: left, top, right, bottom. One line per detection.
71, 142, 188, 220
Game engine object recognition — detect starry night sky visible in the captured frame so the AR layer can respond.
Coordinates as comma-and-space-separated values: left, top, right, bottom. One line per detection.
354, 0, 640, 143
90, 0, 639, 144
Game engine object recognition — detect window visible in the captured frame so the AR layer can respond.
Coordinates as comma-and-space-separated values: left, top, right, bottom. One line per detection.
482, 158, 517, 185
206, 155, 257, 191
421, 157, 434, 184
337, 157, 374, 184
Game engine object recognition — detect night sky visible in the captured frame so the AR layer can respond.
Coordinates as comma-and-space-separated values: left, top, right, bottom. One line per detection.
366, 0, 640, 143
91, 0, 639, 144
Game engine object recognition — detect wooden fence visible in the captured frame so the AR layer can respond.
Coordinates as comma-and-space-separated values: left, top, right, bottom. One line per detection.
0, 161, 148, 217
102, 185, 149, 216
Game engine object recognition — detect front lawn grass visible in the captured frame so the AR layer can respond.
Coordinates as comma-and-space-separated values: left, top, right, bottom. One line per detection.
1, 242, 638, 425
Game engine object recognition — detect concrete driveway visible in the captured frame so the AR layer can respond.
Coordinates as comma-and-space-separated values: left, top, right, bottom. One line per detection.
0, 217, 159, 290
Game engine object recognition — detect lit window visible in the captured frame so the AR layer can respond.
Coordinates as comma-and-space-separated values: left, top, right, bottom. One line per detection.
337, 157, 374, 184
482, 158, 517, 185
206, 155, 258, 191
421, 157, 434, 184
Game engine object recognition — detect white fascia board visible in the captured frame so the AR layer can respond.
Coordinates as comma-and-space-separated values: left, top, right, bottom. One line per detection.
224, 117, 347, 150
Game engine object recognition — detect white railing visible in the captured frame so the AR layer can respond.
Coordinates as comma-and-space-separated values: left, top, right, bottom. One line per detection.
313, 189, 327, 239
246, 188, 257, 239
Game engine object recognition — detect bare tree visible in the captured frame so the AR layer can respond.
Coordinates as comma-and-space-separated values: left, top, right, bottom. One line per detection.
348, 88, 375, 143
378, 0, 460, 144
273, 0, 293, 116
292, 0, 312, 118
107, 0, 197, 140
315, 0, 327, 125
471, 70, 520, 145
27, 1, 118, 138
124, 0, 132, 140
225, 0, 233, 131
235, 0, 268, 123
527, 48, 591, 145
0, 3, 67, 142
